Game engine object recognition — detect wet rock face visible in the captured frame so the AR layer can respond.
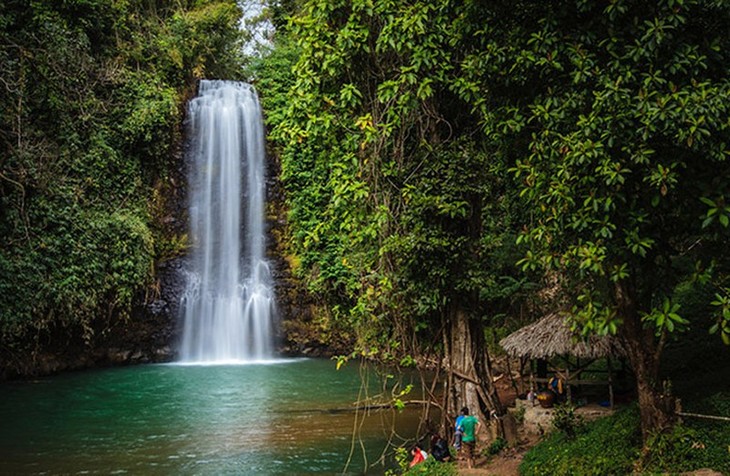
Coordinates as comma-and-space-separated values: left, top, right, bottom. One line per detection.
263, 148, 353, 358
108, 147, 190, 366
147, 256, 188, 346
0, 259, 185, 379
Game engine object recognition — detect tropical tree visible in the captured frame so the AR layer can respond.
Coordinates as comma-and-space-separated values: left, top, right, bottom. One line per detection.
483, 0, 730, 438
259, 0, 531, 439
260, 0, 730, 443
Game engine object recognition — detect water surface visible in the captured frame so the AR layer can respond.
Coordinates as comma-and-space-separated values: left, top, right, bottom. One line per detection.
0, 359, 421, 475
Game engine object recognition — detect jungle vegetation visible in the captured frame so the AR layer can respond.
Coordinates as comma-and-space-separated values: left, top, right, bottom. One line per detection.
0, 0, 243, 366
254, 0, 730, 451
1, 0, 728, 470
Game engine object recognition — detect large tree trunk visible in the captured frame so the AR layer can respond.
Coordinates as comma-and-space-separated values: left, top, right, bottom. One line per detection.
442, 304, 518, 444
435, 191, 517, 443
616, 281, 677, 441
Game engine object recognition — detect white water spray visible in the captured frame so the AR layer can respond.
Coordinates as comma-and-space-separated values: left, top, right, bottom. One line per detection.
179, 80, 274, 363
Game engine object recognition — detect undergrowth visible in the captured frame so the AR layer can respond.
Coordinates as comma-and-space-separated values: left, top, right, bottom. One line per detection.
401, 458, 456, 476
521, 396, 730, 476
520, 405, 642, 476
643, 391, 730, 475
387, 446, 456, 476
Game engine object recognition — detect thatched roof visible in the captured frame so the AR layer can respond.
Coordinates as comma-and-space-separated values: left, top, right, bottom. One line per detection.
500, 313, 627, 360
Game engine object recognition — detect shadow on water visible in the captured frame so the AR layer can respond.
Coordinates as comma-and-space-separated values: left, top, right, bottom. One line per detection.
0, 358, 423, 475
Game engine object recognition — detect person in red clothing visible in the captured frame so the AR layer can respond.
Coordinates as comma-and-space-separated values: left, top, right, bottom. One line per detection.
409, 445, 428, 467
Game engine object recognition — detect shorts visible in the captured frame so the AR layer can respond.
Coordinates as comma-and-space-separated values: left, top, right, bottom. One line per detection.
462, 441, 475, 459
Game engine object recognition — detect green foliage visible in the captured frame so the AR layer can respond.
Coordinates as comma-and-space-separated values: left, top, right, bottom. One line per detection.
386, 446, 410, 475
642, 425, 706, 473
486, 436, 508, 455
710, 289, 730, 345
641, 298, 689, 337
512, 406, 526, 426
390, 453, 456, 476
111, 0, 244, 86
257, 0, 534, 360
0, 203, 154, 342
522, 398, 730, 475
116, 71, 179, 162
405, 458, 456, 476
551, 403, 585, 440
520, 406, 641, 476
0, 0, 243, 353
667, 392, 730, 475
493, 0, 730, 343
641, 390, 730, 474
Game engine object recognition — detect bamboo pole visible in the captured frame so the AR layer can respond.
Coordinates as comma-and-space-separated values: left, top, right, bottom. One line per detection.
677, 412, 730, 422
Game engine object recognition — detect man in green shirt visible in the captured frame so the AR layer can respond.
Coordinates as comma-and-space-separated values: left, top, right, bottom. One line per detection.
458, 406, 481, 469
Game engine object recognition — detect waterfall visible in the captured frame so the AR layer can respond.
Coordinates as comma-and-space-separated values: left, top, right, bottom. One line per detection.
179, 80, 274, 363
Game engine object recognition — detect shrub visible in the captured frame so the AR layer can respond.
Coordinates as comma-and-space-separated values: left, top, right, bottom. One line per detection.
551, 403, 585, 439
641, 424, 705, 472
487, 436, 508, 455
520, 405, 641, 476
386, 447, 456, 476
513, 405, 526, 425
522, 395, 730, 476
402, 457, 456, 476
641, 392, 730, 475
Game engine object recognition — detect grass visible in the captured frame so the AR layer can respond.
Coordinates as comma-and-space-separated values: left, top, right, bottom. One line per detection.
402, 458, 457, 476
520, 392, 730, 475
386, 446, 457, 476
520, 405, 641, 476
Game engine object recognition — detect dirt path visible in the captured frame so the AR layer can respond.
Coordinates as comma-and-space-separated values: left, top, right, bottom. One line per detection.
455, 433, 538, 476
452, 375, 533, 475
458, 453, 522, 476
455, 374, 538, 476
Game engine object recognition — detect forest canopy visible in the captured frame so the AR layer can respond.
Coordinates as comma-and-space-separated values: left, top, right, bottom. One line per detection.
255, 0, 730, 441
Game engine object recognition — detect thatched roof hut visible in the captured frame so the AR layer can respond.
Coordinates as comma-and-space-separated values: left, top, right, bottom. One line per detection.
500, 312, 627, 360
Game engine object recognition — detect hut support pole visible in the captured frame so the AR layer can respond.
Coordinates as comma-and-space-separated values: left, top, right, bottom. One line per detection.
608, 357, 614, 409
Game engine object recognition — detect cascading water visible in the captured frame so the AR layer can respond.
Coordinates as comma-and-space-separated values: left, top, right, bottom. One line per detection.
179, 80, 274, 363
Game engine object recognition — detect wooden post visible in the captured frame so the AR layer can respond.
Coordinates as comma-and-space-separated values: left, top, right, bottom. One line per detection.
530, 359, 536, 393
607, 357, 614, 409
